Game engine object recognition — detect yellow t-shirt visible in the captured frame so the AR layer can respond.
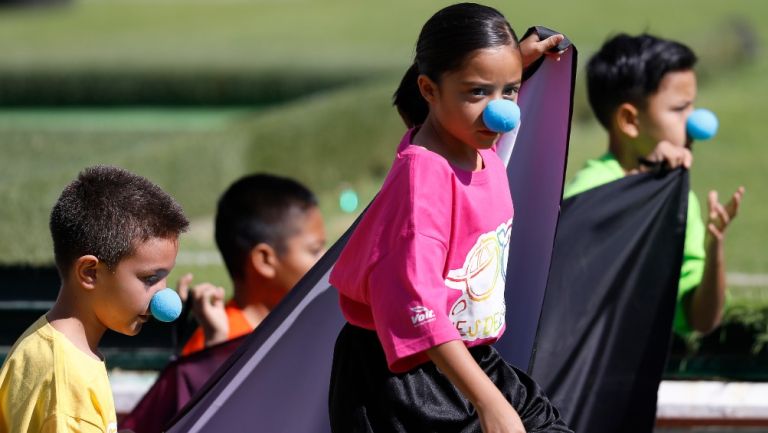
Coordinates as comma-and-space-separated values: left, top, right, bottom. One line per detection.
0, 316, 118, 433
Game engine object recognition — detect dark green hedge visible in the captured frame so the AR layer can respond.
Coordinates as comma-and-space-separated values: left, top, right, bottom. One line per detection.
0, 69, 384, 106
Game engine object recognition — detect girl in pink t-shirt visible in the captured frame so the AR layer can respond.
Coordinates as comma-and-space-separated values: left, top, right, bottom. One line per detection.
329, 3, 572, 433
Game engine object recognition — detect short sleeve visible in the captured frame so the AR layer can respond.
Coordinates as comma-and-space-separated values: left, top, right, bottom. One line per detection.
673, 191, 706, 336
362, 152, 462, 372
368, 232, 461, 372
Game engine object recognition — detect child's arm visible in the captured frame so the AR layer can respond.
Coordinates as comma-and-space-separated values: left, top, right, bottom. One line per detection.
685, 187, 745, 333
177, 273, 230, 347
427, 341, 526, 433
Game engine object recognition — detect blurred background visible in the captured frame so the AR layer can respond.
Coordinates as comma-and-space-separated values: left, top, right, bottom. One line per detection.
0, 0, 766, 428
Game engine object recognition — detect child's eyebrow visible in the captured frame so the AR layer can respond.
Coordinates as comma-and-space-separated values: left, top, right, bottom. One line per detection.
140, 268, 171, 277
461, 80, 522, 87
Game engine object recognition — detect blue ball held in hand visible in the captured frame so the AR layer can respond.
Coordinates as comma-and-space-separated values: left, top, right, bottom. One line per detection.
687, 108, 718, 141
482, 99, 521, 133
150, 288, 182, 322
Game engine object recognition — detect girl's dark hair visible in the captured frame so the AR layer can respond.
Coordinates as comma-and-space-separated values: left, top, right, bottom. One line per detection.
393, 3, 519, 127
587, 33, 697, 129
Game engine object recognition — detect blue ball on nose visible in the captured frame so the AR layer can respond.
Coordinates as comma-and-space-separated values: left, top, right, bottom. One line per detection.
482, 99, 521, 133
150, 288, 182, 322
687, 108, 719, 141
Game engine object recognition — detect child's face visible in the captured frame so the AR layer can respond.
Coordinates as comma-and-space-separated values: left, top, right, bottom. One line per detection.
633, 70, 697, 154
272, 206, 326, 295
93, 236, 179, 336
430, 45, 522, 150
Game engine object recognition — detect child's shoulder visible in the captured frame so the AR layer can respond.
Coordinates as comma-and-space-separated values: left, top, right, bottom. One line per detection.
564, 153, 625, 198
386, 146, 457, 202
2, 317, 56, 381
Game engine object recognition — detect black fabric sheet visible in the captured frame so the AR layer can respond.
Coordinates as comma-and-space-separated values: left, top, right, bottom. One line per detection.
530, 169, 689, 433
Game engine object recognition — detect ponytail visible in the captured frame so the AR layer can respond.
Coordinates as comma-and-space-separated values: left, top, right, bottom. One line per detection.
392, 3, 518, 129
393, 63, 429, 128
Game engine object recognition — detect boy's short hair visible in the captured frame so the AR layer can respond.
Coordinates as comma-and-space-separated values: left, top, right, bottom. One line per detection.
50, 166, 189, 276
215, 174, 318, 281
587, 33, 697, 129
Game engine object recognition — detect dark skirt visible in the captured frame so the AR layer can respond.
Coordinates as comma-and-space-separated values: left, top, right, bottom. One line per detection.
329, 323, 572, 433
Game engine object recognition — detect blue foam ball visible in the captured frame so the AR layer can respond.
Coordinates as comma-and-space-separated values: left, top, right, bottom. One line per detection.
150, 288, 182, 322
482, 99, 521, 133
687, 108, 719, 141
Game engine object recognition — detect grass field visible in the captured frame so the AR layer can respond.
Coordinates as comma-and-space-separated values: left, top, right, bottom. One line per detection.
0, 0, 766, 306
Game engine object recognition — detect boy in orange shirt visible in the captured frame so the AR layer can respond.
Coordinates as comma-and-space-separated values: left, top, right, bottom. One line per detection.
179, 173, 326, 355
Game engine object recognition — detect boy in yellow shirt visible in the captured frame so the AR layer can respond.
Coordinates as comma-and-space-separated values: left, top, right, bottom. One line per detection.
0, 166, 189, 433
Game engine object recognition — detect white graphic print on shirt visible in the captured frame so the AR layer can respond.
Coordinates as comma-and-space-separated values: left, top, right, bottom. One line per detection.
446, 218, 512, 341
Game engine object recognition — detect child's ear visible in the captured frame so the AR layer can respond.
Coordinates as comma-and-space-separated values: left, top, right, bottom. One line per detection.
417, 74, 439, 104
74, 255, 100, 290
615, 103, 640, 138
249, 243, 278, 280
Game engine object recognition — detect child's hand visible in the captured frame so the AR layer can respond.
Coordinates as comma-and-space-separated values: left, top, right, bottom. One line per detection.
477, 395, 527, 433
519, 33, 567, 68
636, 140, 693, 172
706, 187, 745, 243
177, 273, 229, 347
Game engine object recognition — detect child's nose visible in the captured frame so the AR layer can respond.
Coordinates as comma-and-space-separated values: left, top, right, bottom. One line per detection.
482, 99, 521, 133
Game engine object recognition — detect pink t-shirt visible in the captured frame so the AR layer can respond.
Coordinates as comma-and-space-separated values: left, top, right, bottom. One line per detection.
330, 129, 514, 373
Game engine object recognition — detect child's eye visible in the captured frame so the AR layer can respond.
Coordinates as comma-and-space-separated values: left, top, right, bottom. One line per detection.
503, 86, 520, 97
142, 275, 160, 286
471, 87, 489, 97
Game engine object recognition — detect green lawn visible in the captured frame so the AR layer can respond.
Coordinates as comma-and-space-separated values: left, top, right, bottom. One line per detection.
0, 0, 764, 72
0, 0, 766, 301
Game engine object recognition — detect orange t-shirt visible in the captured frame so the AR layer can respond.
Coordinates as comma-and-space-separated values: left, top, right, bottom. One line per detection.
180, 300, 253, 356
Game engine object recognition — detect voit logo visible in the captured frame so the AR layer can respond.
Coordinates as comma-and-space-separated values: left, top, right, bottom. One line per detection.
410, 305, 436, 327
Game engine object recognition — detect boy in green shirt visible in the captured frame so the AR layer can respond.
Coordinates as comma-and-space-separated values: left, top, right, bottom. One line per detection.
566, 34, 744, 335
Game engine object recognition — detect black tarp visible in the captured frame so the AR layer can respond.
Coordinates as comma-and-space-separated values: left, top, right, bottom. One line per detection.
530, 169, 689, 433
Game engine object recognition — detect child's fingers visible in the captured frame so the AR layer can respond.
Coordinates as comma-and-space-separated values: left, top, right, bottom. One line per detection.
714, 203, 730, 228
683, 148, 693, 169
191, 283, 218, 303
540, 34, 565, 51
725, 186, 745, 219
708, 191, 731, 230
520, 34, 566, 66
190, 284, 226, 319
708, 190, 719, 213
667, 151, 683, 168
211, 286, 226, 303
541, 35, 567, 61
176, 273, 193, 301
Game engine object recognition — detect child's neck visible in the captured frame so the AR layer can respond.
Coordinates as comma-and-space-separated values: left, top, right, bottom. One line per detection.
608, 134, 641, 173
232, 281, 275, 329
46, 285, 106, 361
414, 119, 483, 172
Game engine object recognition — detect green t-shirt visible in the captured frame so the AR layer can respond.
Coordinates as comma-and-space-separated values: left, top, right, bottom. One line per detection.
563, 153, 706, 335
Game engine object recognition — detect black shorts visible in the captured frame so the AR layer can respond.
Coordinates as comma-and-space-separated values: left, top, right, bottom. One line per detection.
329, 323, 572, 433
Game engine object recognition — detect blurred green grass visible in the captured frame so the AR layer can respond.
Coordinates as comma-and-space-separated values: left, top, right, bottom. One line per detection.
0, 0, 764, 72
0, 0, 765, 295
